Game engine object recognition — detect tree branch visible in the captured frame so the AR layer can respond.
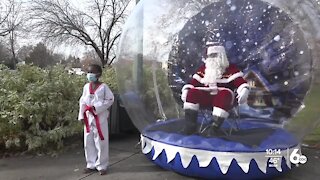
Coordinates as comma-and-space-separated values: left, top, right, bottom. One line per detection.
29, 0, 131, 65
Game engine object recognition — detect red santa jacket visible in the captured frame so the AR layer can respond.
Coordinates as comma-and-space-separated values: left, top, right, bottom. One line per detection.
182, 64, 249, 95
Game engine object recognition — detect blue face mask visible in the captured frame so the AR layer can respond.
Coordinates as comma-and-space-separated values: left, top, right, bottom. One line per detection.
87, 73, 98, 82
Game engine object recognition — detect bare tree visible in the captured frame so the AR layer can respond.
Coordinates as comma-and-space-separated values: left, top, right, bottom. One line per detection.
6, 0, 25, 69
0, 0, 13, 37
0, 0, 26, 69
30, 0, 131, 67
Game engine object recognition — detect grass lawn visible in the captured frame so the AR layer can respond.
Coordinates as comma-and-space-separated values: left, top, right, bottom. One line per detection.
289, 83, 320, 144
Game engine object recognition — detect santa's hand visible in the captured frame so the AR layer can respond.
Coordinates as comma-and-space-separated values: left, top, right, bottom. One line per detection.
181, 84, 194, 102
237, 87, 249, 104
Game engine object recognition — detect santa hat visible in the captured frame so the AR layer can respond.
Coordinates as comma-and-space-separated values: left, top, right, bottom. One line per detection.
207, 46, 226, 56
205, 42, 225, 55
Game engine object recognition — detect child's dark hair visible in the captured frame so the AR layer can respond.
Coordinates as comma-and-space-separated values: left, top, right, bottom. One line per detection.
88, 64, 103, 74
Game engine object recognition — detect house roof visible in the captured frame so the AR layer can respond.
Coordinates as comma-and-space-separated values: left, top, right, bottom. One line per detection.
244, 69, 271, 92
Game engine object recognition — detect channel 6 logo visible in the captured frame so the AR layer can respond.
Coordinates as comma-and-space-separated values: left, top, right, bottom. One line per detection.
290, 149, 307, 164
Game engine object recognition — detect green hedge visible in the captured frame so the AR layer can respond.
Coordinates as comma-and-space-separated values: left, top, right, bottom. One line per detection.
0, 64, 118, 154
0, 64, 86, 153
100, 67, 118, 93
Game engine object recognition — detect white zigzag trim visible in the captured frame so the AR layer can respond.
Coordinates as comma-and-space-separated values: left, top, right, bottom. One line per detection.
141, 135, 299, 174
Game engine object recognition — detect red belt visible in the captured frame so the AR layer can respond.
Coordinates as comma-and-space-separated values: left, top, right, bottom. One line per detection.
83, 105, 104, 140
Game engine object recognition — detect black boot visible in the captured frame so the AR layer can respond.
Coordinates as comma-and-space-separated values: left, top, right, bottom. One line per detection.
201, 115, 225, 137
211, 115, 225, 129
182, 109, 198, 135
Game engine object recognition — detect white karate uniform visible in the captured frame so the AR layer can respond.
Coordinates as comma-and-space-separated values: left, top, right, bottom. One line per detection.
78, 82, 114, 171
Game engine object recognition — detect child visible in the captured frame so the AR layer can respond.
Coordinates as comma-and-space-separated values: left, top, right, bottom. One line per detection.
78, 64, 114, 175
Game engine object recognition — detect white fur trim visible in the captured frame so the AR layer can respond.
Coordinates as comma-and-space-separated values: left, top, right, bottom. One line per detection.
237, 83, 250, 94
182, 84, 194, 92
181, 89, 188, 102
194, 86, 215, 91
212, 107, 229, 118
141, 135, 299, 173
206, 41, 215, 46
192, 74, 203, 83
216, 71, 244, 83
207, 46, 225, 55
183, 102, 199, 110
194, 71, 244, 85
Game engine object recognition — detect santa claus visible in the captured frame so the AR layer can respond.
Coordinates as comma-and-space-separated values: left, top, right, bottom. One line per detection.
181, 43, 250, 135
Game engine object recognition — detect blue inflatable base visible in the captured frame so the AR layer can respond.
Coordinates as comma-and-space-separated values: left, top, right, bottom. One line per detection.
142, 118, 299, 179
145, 147, 292, 180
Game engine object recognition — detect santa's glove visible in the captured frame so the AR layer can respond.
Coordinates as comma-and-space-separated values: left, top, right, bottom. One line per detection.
237, 87, 250, 104
181, 84, 194, 102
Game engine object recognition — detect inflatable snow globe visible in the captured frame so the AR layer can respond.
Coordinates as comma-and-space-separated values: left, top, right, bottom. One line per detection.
115, 0, 320, 179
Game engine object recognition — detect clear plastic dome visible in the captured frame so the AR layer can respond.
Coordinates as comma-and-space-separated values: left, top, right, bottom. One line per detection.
115, 0, 320, 141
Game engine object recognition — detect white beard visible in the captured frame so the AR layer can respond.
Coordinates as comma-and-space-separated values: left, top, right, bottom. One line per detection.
202, 57, 228, 85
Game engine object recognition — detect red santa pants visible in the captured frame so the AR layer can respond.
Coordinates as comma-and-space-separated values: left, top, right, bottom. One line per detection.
185, 88, 234, 114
